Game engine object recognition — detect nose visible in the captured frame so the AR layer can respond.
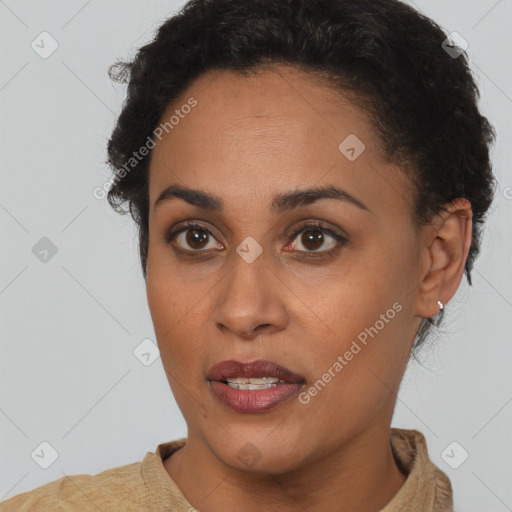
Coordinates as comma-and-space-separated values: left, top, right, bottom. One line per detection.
210, 251, 289, 340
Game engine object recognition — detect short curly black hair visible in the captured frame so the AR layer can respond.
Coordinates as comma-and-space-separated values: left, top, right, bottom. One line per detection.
105, 0, 496, 352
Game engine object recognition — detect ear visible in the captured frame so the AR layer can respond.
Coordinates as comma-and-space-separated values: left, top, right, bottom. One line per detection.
415, 198, 473, 318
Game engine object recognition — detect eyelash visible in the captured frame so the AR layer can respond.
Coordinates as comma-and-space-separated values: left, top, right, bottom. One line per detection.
163, 221, 347, 258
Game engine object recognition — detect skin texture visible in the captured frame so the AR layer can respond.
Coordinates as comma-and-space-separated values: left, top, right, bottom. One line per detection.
145, 64, 472, 512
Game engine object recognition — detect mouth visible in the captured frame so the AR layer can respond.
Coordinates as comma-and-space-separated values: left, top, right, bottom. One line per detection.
207, 359, 306, 413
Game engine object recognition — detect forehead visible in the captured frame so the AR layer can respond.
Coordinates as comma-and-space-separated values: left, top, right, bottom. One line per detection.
154, 64, 373, 147
148, 64, 411, 218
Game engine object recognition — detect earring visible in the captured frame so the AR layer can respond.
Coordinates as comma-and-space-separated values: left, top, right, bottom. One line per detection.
437, 300, 444, 312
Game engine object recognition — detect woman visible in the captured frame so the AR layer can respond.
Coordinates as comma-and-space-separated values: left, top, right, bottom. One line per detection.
1, 0, 496, 510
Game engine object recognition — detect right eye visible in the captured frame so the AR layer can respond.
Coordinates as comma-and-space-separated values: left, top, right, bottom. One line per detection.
164, 222, 223, 254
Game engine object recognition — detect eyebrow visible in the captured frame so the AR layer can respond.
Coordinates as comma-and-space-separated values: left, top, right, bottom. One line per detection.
153, 184, 370, 214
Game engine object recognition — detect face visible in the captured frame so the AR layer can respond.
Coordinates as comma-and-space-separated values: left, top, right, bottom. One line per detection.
146, 64, 424, 473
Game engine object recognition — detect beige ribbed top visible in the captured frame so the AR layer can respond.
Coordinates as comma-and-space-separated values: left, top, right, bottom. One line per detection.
0, 427, 453, 511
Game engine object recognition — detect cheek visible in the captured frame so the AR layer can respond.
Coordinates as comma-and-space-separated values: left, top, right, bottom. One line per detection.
146, 242, 199, 332
296, 307, 409, 443
145, 259, 210, 379
291, 240, 412, 344
293, 237, 414, 416
146, 275, 207, 418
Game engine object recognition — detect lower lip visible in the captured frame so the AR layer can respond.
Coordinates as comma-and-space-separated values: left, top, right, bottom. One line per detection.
209, 380, 304, 413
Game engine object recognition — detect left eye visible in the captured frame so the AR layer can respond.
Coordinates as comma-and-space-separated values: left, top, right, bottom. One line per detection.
287, 224, 346, 253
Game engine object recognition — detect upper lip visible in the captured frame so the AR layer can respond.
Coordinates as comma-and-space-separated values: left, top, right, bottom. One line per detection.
207, 359, 305, 383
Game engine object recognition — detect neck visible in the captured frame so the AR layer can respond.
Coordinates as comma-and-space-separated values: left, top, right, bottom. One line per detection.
163, 424, 408, 512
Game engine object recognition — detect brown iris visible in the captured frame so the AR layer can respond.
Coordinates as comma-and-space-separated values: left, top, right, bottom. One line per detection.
300, 229, 324, 251
186, 227, 209, 249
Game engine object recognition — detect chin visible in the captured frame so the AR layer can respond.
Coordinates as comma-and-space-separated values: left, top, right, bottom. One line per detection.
204, 428, 310, 475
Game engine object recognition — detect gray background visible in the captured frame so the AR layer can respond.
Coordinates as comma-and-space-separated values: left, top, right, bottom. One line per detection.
1, 1, 511, 510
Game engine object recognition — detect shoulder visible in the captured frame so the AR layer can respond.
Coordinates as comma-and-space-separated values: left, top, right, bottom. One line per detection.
0, 460, 146, 511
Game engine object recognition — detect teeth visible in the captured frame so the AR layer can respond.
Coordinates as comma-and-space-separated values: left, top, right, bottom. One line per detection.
224, 377, 285, 390
226, 377, 281, 384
